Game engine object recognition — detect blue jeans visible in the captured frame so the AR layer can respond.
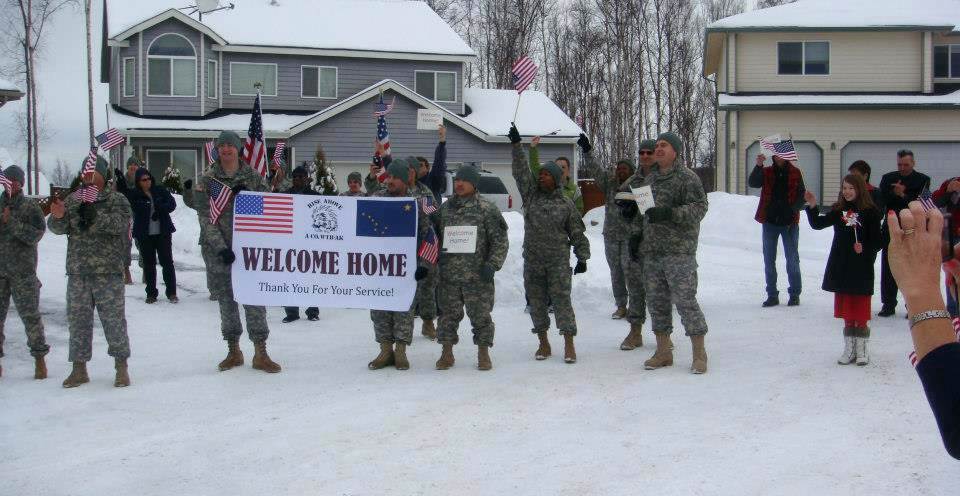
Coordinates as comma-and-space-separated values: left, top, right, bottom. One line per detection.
762, 223, 801, 298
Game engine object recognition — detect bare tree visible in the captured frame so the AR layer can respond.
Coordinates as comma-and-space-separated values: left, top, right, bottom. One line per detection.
48, 157, 74, 186
755, 0, 796, 8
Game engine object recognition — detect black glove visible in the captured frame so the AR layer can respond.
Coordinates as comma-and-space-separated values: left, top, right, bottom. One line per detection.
508, 124, 521, 144
230, 184, 247, 196
646, 206, 672, 224
617, 200, 639, 220
479, 264, 496, 283
218, 249, 236, 265
414, 267, 428, 281
629, 233, 642, 262
78, 203, 96, 229
183, 179, 193, 191
151, 211, 159, 221
573, 260, 587, 275
577, 133, 592, 154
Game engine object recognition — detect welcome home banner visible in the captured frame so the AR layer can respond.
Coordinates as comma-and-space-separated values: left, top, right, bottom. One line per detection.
231, 192, 418, 311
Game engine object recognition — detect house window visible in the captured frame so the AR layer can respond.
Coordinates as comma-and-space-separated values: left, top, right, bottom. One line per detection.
230, 62, 277, 96
934, 45, 960, 79
122, 57, 136, 97
207, 60, 218, 99
147, 34, 197, 97
778, 41, 829, 75
415, 71, 457, 102
301, 66, 337, 99
146, 149, 199, 182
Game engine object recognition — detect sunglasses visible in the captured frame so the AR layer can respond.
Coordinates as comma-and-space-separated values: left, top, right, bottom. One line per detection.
639, 151, 654, 156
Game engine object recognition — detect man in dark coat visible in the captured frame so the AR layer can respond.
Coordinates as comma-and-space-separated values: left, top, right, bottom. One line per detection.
283, 165, 320, 323
125, 168, 178, 303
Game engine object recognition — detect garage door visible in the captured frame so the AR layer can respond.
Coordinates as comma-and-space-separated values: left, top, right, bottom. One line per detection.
746, 141, 823, 198
841, 142, 960, 190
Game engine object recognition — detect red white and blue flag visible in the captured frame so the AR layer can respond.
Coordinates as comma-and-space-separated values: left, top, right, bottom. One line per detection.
373, 96, 395, 117
511, 56, 538, 94
75, 184, 100, 204
419, 196, 437, 215
95, 128, 125, 151
205, 141, 219, 166
243, 93, 268, 177
760, 135, 799, 161
0, 169, 11, 190
207, 178, 233, 224
81, 146, 99, 175
919, 189, 937, 212
418, 226, 439, 264
272, 141, 286, 167
234, 192, 295, 234
373, 95, 392, 181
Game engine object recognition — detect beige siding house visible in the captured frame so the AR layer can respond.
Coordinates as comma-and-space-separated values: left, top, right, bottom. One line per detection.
704, 0, 960, 201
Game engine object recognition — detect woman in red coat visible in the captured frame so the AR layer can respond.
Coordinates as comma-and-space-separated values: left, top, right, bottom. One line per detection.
804, 174, 883, 365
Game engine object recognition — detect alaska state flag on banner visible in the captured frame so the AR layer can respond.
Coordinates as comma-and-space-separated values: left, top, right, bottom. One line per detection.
356, 199, 417, 237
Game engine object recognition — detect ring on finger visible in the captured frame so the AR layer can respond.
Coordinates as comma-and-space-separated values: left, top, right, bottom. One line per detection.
903, 228, 916, 236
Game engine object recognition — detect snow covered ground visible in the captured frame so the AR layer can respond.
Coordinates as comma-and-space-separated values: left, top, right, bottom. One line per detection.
0, 192, 956, 495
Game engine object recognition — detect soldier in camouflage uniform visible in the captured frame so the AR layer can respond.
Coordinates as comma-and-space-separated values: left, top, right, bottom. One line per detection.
48, 155, 133, 388
181, 177, 218, 300
340, 171, 365, 197
629, 132, 710, 374
509, 124, 590, 364
433, 166, 509, 371
0, 165, 49, 380
195, 131, 282, 374
367, 158, 434, 371
402, 155, 442, 341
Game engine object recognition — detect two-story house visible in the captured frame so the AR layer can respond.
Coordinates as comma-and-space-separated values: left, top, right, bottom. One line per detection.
101, 0, 581, 208
704, 0, 960, 201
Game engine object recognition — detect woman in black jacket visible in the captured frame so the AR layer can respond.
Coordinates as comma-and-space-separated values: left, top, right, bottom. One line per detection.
804, 174, 882, 366
127, 168, 178, 303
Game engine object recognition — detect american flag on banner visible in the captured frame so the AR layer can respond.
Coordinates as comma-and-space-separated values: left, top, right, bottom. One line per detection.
75, 184, 100, 203
418, 226, 439, 264
205, 141, 219, 166
419, 196, 437, 215
81, 146, 99, 175
760, 134, 799, 161
511, 56, 538, 94
95, 128, 125, 151
243, 93, 268, 177
207, 178, 233, 224
0, 168, 11, 189
272, 141, 286, 167
234, 192, 295, 234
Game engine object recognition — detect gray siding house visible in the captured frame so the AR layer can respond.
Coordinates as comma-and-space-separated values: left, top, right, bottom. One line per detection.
101, 0, 581, 209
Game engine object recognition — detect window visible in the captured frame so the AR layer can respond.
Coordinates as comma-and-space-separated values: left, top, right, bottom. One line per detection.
207, 60, 218, 99
122, 57, 136, 97
230, 62, 277, 96
415, 71, 457, 102
777, 41, 830, 75
146, 149, 199, 182
301, 66, 337, 99
147, 34, 197, 97
934, 45, 960, 79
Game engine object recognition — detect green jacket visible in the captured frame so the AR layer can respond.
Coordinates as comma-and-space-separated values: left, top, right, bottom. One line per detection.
580, 153, 634, 240
437, 192, 509, 281
0, 192, 45, 277
529, 146, 583, 213
194, 162, 270, 273
630, 161, 708, 256
47, 189, 132, 275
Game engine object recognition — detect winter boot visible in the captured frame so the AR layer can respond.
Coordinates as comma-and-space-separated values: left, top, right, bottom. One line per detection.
535, 331, 552, 360
34, 356, 47, 380
477, 345, 492, 371
436, 343, 455, 370
611, 306, 627, 319
62, 362, 90, 388
563, 334, 577, 364
787, 295, 800, 306
252, 341, 281, 373
837, 327, 856, 365
762, 295, 779, 307
421, 319, 437, 340
368, 342, 395, 370
394, 343, 410, 370
218, 339, 244, 371
620, 322, 644, 350
644, 332, 674, 370
114, 358, 130, 387
691, 335, 708, 374
855, 327, 870, 366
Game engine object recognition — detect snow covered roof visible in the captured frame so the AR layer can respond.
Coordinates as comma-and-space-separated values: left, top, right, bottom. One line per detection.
109, 108, 306, 138
708, 0, 960, 32
107, 0, 475, 58
462, 88, 583, 138
717, 90, 960, 109
0, 77, 20, 92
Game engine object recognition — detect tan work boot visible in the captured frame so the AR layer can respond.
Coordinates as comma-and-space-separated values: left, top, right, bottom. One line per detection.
691, 335, 708, 374
114, 358, 131, 387
644, 332, 674, 370
252, 341, 281, 373
34, 356, 48, 380
477, 345, 492, 371
611, 306, 627, 319
368, 342, 395, 370
435, 343, 455, 370
394, 343, 410, 370
535, 331, 551, 360
218, 339, 244, 371
563, 334, 577, 364
421, 319, 437, 340
620, 322, 644, 350
62, 362, 90, 388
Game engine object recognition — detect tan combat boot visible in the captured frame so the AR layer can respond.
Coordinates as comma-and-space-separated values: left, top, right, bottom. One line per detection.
620, 322, 644, 350
62, 362, 90, 388
218, 339, 244, 371
563, 334, 577, 364
34, 356, 48, 380
368, 342, 395, 370
421, 319, 437, 340
477, 345, 492, 371
690, 335, 708, 374
252, 341, 281, 373
394, 343, 410, 370
535, 331, 551, 360
114, 358, 131, 387
644, 332, 674, 370
611, 306, 627, 319
435, 343, 455, 370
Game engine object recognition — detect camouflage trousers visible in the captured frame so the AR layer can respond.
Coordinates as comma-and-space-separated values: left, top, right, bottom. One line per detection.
524, 262, 578, 335
643, 254, 708, 336
0, 274, 49, 358
437, 277, 495, 347
209, 271, 269, 342
604, 236, 629, 308
370, 301, 417, 345
414, 264, 438, 320
67, 274, 130, 362
625, 249, 647, 326
200, 244, 216, 295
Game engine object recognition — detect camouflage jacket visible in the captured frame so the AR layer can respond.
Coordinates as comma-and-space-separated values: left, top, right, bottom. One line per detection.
581, 152, 633, 240
194, 162, 270, 272
437, 192, 509, 281
370, 188, 434, 269
339, 190, 365, 197
512, 144, 590, 265
0, 192, 45, 277
629, 162, 708, 256
47, 189, 132, 275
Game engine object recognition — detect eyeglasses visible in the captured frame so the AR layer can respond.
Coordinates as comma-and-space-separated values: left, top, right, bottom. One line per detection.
639, 151, 654, 156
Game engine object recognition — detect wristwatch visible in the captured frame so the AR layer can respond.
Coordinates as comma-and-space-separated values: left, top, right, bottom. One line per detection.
909, 309, 952, 329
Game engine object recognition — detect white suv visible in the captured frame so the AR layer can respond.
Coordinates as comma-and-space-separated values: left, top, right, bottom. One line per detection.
442, 169, 513, 211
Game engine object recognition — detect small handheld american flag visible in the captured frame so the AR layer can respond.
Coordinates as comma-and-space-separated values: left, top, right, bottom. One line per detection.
95, 128, 125, 151
207, 178, 233, 224
81, 146, 99, 176
373, 96, 395, 117
418, 226, 439, 264
419, 196, 437, 215
0, 169, 11, 190
205, 141, 219, 166
272, 141, 286, 167
74, 184, 100, 203
760, 134, 799, 162
919, 189, 937, 212
511, 56, 538, 94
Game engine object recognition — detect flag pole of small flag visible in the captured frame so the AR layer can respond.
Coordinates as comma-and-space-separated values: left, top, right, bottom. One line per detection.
759, 134, 799, 162
243, 91, 268, 178
510, 56, 538, 123
95, 128, 125, 151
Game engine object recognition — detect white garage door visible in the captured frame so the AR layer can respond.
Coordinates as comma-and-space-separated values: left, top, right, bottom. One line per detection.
746, 141, 823, 198
841, 142, 960, 190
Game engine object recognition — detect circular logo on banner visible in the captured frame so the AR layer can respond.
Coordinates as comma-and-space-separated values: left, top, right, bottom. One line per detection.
311, 203, 339, 233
